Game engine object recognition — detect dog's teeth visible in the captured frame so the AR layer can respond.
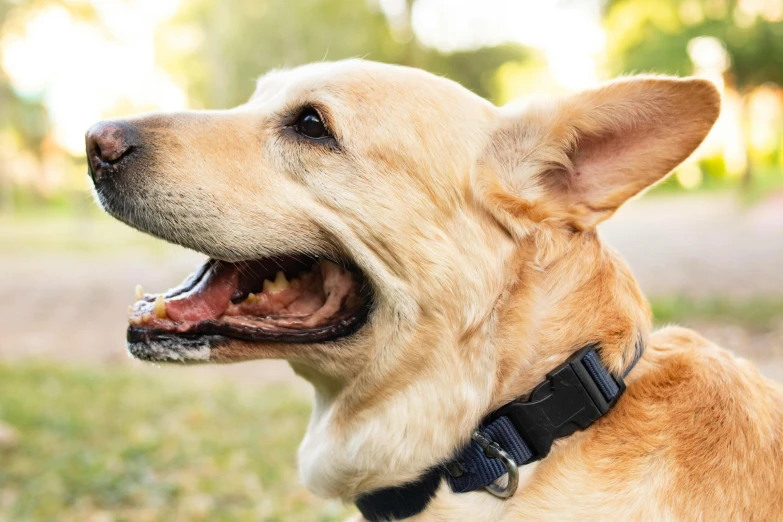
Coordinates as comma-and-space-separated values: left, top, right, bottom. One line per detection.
153, 295, 167, 319
274, 271, 289, 290
129, 315, 141, 325
127, 305, 134, 314
263, 272, 290, 294
141, 313, 152, 324
245, 293, 257, 304
135, 284, 144, 301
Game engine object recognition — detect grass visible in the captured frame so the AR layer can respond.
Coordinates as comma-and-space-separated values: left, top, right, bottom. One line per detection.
650, 295, 783, 332
0, 214, 174, 257
0, 363, 355, 522
647, 164, 783, 205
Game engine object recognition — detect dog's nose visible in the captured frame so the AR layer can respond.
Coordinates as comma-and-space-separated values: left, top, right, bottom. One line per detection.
85, 120, 137, 182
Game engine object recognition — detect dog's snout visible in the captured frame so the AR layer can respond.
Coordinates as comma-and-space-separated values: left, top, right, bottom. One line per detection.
85, 120, 138, 182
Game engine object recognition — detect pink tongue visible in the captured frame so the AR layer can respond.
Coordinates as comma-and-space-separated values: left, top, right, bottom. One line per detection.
165, 264, 238, 322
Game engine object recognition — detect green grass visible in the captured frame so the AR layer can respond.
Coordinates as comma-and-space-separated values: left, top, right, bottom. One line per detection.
647, 164, 783, 204
651, 295, 783, 331
0, 363, 354, 522
0, 214, 174, 257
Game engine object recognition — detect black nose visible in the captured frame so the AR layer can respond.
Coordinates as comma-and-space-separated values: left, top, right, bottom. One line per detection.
85, 120, 137, 182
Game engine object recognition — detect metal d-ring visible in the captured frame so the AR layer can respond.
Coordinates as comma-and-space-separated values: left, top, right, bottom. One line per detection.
471, 431, 520, 498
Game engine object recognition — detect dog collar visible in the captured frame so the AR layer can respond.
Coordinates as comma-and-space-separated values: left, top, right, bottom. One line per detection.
355, 343, 642, 522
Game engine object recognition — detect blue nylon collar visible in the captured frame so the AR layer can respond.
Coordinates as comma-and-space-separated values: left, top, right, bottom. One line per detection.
355, 343, 642, 522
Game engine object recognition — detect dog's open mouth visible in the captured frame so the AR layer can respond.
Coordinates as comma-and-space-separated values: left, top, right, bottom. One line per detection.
127, 255, 370, 349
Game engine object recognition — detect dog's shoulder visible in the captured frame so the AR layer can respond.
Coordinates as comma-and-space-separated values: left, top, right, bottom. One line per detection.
593, 325, 783, 520
473, 327, 783, 521
642, 325, 781, 400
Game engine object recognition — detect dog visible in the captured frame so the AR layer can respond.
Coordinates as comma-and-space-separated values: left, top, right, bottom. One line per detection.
86, 59, 783, 521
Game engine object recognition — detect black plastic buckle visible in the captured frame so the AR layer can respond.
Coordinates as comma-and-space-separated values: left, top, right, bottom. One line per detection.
489, 345, 625, 461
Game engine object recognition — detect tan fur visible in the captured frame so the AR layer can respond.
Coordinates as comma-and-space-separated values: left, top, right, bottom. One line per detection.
97, 60, 783, 520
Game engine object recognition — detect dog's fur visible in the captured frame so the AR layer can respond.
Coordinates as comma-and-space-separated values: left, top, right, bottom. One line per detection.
95, 60, 783, 520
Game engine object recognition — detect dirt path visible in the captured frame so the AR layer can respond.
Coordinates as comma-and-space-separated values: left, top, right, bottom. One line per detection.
1, 193, 782, 385
600, 192, 783, 298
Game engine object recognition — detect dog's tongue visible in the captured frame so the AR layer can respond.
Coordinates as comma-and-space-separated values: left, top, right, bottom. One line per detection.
165, 263, 238, 322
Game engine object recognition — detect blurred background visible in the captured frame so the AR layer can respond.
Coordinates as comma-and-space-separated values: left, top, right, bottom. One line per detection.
0, 0, 782, 520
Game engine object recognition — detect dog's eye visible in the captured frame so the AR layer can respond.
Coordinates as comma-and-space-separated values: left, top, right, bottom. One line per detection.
293, 109, 329, 139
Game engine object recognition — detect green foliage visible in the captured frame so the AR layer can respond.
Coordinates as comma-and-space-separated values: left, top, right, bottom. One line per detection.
0, 81, 48, 152
0, 363, 353, 521
420, 43, 537, 101
0, 0, 97, 160
161, 0, 396, 108
0, 3, 46, 156
603, 0, 783, 87
160, 0, 533, 108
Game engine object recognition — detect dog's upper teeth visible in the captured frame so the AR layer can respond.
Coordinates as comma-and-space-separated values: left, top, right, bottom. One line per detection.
275, 270, 290, 288
245, 293, 257, 304
153, 295, 167, 319
263, 271, 290, 294
135, 284, 144, 301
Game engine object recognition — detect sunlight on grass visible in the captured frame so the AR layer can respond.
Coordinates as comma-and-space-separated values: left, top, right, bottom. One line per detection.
0, 363, 354, 522
0, 214, 175, 257
651, 295, 783, 331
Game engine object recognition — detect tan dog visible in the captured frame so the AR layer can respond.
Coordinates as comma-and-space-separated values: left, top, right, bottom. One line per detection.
86, 60, 783, 521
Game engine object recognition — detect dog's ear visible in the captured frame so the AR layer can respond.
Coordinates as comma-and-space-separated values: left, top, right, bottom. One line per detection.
476, 76, 721, 233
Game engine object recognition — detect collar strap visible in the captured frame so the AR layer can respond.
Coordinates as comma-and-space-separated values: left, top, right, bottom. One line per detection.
355, 344, 639, 522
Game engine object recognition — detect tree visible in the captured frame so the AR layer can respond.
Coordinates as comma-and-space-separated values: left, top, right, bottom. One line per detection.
159, 0, 534, 108
603, 0, 783, 88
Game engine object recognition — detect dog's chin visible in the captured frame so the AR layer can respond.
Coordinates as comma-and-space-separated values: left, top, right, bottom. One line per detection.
127, 333, 221, 364
125, 254, 372, 364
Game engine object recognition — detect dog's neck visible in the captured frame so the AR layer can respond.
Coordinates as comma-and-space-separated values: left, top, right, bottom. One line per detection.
490, 229, 650, 408
294, 226, 650, 501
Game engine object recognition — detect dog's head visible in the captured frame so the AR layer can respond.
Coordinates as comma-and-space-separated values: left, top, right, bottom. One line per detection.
88, 60, 505, 370
88, 59, 719, 494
